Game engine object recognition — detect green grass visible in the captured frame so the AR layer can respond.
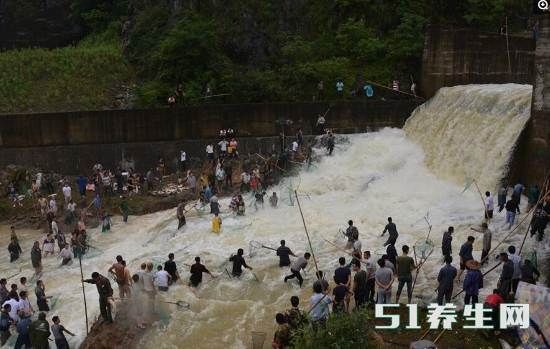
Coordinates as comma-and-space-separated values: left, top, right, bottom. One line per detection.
0, 33, 134, 114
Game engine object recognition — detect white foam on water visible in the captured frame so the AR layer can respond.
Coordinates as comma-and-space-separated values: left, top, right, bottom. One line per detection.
404, 84, 532, 191
0, 84, 544, 349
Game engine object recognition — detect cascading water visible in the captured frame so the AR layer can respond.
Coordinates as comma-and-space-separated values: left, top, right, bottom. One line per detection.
0, 83, 540, 349
404, 84, 532, 192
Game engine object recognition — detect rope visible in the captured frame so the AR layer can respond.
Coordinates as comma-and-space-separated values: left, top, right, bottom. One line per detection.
294, 190, 320, 276
505, 16, 512, 75
363, 79, 425, 100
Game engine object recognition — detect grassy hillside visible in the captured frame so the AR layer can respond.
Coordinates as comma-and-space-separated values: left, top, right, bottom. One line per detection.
0, 31, 134, 113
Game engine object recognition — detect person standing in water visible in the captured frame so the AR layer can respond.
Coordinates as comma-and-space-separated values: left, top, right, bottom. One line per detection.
381, 217, 399, 247
471, 223, 492, 264
457, 236, 475, 281
8, 236, 22, 263
326, 131, 335, 155
344, 220, 359, 250
436, 255, 457, 305
189, 257, 215, 287
212, 213, 222, 234
177, 202, 186, 229
395, 245, 416, 304
229, 249, 253, 277
83, 272, 114, 323
31, 242, 43, 279
497, 186, 507, 212
485, 191, 494, 220
35, 280, 50, 312
29, 312, 50, 349
270, 192, 278, 208
51, 316, 75, 349
119, 196, 129, 223
58, 243, 73, 266
284, 253, 311, 287
441, 226, 453, 259
164, 253, 180, 284
276, 240, 296, 267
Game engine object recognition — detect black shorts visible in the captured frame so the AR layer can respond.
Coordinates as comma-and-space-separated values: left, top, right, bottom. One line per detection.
485, 210, 494, 219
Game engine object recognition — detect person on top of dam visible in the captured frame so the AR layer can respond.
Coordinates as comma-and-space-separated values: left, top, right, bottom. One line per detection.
381, 217, 399, 247
229, 248, 253, 277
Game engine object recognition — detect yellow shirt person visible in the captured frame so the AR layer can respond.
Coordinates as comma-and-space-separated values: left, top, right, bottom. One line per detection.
212, 213, 222, 233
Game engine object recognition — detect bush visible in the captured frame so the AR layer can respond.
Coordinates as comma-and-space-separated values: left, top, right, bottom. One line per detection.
293, 310, 370, 349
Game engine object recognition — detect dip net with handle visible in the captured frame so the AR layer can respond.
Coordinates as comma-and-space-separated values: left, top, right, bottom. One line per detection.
249, 240, 265, 258
414, 238, 435, 261
251, 331, 266, 349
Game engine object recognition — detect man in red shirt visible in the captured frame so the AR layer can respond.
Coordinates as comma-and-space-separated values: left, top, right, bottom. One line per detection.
484, 289, 504, 333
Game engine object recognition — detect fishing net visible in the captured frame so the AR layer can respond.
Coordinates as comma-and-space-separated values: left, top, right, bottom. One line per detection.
413, 239, 435, 260
333, 229, 346, 242
163, 300, 191, 310
523, 250, 538, 268
374, 248, 387, 258
249, 240, 264, 257
251, 331, 266, 349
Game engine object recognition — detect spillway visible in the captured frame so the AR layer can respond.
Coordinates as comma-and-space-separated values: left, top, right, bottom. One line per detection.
0, 84, 539, 348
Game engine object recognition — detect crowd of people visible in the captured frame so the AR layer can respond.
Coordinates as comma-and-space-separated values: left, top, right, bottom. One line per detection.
269, 183, 549, 348
2, 121, 549, 349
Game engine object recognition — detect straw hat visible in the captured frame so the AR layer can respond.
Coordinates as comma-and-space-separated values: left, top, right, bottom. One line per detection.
465, 259, 481, 270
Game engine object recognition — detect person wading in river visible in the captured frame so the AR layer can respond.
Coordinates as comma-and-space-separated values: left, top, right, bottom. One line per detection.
229, 249, 253, 277
276, 240, 296, 268
177, 201, 186, 229
83, 272, 114, 323
284, 253, 311, 287
381, 217, 399, 247
189, 257, 215, 287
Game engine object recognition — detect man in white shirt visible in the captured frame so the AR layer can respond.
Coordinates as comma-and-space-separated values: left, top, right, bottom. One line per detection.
179, 150, 187, 172
292, 140, 299, 153
154, 265, 171, 292
2, 293, 20, 322
17, 291, 33, 317
240, 171, 251, 192
485, 191, 494, 220
62, 184, 71, 205
49, 197, 57, 214
186, 171, 197, 192
59, 244, 73, 266
507, 245, 522, 294
205, 144, 214, 160
352, 239, 362, 255
51, 218, 59, 235
218, 140, 228, 157
363, 251, 377, 303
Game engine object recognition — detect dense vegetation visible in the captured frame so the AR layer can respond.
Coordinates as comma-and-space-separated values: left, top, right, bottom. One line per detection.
0, 0, 532, 112
0, 26, 133, 113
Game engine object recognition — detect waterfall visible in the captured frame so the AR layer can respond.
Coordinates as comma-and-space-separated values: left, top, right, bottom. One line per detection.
404, 84, 532, 192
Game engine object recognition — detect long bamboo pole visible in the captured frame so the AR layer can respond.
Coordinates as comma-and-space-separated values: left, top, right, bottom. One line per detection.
294, 190, 320, 276
78, 255, 89, 335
